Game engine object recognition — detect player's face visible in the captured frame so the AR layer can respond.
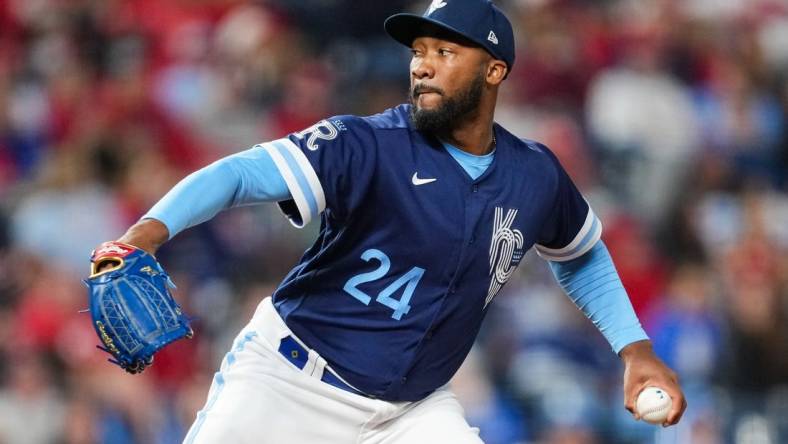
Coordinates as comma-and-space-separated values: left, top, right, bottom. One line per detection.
408, 36, 491, 132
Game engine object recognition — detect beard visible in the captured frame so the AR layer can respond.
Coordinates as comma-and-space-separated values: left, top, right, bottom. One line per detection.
408, 71, 485, 135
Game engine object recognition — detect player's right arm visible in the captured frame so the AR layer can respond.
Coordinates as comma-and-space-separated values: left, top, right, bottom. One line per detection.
113, 114, 375, 255
115, 146, 291, 255
87, 148, 285, 370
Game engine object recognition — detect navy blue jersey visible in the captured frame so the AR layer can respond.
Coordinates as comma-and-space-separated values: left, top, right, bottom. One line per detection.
259, 104, 601, 401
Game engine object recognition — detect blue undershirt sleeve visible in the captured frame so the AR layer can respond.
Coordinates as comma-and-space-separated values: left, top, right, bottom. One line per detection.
548, 240, 649, 354
143, 146, 290, 239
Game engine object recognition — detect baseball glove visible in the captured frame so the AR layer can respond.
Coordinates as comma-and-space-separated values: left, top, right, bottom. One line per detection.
85, 241, 193, 374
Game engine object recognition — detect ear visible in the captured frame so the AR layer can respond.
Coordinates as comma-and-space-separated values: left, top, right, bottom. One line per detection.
486, 60, 508, 85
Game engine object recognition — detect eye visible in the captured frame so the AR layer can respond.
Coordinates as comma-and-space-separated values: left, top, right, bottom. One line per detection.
438, 48, 452, 56
410, 49, 423, 57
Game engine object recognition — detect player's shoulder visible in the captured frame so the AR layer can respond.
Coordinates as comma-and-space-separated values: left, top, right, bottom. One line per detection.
325, 104, 410, 135
291, 106, 408, 153
497, 126, 561, 166
518, 137, 560, 165
360, 104, 411, 130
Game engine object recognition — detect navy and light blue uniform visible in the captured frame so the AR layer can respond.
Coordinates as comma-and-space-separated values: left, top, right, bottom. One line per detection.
142, 3, 656, 441
147, 104, 647, 404
258, 104, 600, 401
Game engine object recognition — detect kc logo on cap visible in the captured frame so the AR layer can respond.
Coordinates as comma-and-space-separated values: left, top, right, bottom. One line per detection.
427, 0, 448, 15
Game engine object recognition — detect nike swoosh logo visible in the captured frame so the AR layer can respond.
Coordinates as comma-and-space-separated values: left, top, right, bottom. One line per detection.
412, 172, 437, 186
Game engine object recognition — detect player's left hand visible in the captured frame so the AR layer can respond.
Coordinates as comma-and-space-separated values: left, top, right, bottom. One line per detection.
620, 340, 687, 427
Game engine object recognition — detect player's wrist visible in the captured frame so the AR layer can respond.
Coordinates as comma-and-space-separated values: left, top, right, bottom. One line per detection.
618, 339, 654, 363
117, 218, 170, 256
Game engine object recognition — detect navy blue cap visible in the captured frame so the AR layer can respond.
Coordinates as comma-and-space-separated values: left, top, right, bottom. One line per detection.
385, 0, 515, 73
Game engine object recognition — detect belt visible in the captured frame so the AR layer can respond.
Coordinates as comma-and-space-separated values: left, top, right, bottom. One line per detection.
277, 335, 366, 396
252, 297, 368, 397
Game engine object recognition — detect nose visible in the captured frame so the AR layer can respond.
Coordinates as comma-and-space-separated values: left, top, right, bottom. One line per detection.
411, 55, 435, 80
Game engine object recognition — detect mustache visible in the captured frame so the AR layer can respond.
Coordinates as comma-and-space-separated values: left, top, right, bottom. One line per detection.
411, 84, 445, 99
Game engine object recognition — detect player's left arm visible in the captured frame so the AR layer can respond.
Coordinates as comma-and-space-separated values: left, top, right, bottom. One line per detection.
548, 241, 687, 426
532, 143, 686, 426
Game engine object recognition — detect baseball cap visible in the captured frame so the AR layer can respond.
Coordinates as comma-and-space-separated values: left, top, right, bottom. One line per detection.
384, 0, 515, 73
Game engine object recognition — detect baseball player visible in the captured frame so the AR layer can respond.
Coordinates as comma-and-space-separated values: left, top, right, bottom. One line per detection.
98, 0, 686, 442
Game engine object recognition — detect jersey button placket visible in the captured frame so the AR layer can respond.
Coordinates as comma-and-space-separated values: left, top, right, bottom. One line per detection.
469, 185, 479, 245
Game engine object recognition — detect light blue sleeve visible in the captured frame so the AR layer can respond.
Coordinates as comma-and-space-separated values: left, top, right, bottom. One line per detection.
548, 240, 649, 354
143, 146, 290, 239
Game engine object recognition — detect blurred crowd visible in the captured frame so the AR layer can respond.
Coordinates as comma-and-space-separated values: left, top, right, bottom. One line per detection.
1, 0, 787, 443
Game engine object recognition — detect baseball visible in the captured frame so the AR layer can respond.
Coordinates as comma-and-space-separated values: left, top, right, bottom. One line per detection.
636, 387, 672, 424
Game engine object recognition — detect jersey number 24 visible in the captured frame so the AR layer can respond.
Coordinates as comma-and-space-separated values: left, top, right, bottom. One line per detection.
343, 249, 425, 320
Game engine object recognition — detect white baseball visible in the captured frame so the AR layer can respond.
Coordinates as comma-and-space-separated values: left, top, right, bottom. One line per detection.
636, 387, 672, 425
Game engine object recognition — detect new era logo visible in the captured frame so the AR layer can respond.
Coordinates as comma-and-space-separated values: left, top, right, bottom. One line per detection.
488, 31, 498, 45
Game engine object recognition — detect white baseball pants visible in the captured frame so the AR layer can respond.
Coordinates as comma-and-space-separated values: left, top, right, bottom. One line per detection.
183, 297, 483, 444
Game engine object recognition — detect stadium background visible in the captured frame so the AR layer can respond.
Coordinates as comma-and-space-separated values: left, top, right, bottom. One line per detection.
0, 0, 787, 443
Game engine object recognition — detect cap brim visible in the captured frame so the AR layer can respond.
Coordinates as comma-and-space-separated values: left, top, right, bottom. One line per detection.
384, 13, 483, 51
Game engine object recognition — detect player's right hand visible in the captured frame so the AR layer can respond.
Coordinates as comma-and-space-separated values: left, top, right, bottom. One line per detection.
620, 340, 687, 426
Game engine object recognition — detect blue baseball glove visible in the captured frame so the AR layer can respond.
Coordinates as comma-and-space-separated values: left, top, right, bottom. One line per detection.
85, 241, 193, 374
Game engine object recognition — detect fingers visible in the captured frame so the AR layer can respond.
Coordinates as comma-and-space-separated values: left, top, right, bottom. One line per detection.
628, 379, 686, 426
96, 258, 122, 272
659, 370, 686, 426
623, 370, 647, 420
621, 349, 687, 427
624, 388, 639, 420
664, 389, 687, 426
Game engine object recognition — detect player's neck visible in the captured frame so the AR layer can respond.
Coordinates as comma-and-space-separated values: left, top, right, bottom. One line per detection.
441, 94, 497, 156
443, 121, 496, 156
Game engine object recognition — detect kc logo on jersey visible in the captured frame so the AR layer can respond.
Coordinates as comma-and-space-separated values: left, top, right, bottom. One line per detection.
485, 207, 524, 308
